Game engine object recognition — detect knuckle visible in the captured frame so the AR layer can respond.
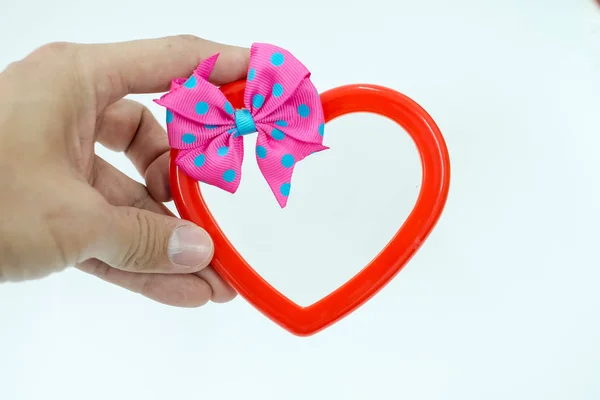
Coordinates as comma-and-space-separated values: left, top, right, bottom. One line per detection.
176, 34, 204, 44
125, 102, 148, 148
31, 42, 76, 59
166, 34, 209, 53
119, 209, 163, 272
1, 61, 21, 76
100, 99, 147, 153
130, 190, 153, 212
45, 220, 70, 268
17, 42, 88, 106
2, 43, 78, 87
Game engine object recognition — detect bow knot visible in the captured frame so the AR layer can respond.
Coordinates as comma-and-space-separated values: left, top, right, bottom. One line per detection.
234, 109, 257, 137
155, 43, 327, 208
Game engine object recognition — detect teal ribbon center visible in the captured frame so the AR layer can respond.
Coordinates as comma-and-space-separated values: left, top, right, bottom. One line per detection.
234, 109, 257, 136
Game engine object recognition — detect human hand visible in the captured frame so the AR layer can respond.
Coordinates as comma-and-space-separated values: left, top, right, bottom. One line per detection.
0, 35, 249, 306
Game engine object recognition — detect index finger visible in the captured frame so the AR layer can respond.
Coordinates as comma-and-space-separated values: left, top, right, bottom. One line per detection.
78, 35, 250, 110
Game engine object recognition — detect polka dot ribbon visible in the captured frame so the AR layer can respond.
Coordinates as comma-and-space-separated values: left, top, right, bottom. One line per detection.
155, 43, 328, 208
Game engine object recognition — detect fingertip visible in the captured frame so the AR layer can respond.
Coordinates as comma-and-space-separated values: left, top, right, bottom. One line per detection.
212, 286, 238, 304
195, 267, 238, 303
141, 274, 213, 308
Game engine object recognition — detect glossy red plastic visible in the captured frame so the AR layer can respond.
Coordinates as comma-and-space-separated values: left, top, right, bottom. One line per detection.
170, 81, 450, 336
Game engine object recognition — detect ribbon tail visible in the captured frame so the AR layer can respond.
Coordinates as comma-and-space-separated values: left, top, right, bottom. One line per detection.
195, 54, 220, 80
255, 131, 326, 208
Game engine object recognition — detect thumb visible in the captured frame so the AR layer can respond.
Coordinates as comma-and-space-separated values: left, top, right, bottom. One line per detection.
92, 206, 214, 273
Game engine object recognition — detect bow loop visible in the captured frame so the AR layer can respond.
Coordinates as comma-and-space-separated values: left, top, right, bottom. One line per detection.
175, 134, 244, 194
242, 44, 311, 121
155, 54, 236, 129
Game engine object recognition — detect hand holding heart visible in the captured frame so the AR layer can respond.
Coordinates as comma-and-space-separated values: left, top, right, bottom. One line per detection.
0, 35, 249, 307
0, 36, 450, 334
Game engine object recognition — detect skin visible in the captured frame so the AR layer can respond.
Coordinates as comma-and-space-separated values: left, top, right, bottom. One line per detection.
0, 35, 250, 307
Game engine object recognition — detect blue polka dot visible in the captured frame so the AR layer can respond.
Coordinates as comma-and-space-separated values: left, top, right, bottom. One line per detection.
298, 104, 310, 118
228, 128, 236, 135
248, 68, 256, 81
318, 123, 325, 137
271, 52, 285, 66
217, 146, 229, 157
281, 154, 295, 168
252, 94, 265, 109
280, 182, 291, 197
271, 128, 285, 141
272, 83, 284, 97
182, 133, 196, 144
194, 154, 205, 167
166, 110, 174, 124
275, 120, 288, 127
195, 101, 209, 115
223, 169, 236, 183
224, 101, 234, 114
205, 124, 217, 130
183, 75, 197, 89
256, 145, 267, 159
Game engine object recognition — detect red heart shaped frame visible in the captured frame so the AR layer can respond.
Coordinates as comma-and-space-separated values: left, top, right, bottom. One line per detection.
170, 81, 450, 336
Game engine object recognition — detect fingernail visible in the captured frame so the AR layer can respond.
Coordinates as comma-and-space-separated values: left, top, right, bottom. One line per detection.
168, 225, 214, 268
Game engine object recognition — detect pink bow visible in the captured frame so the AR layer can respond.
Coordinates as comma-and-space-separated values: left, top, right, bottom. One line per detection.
155, 43, 328, 208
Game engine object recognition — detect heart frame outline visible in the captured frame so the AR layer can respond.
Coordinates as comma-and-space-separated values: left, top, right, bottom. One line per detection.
169, 81, 451, 336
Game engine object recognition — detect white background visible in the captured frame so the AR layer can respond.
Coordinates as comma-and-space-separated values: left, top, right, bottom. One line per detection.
1, 0, 600, 399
